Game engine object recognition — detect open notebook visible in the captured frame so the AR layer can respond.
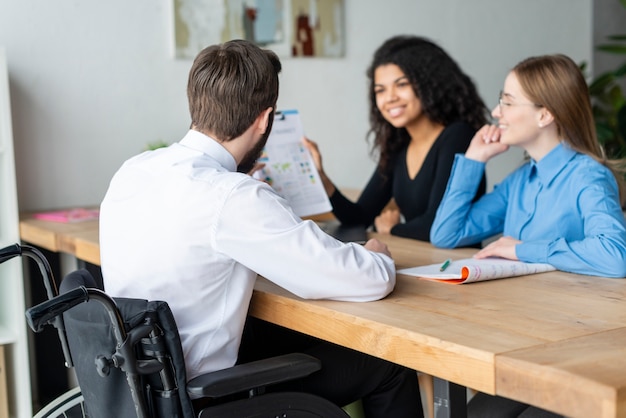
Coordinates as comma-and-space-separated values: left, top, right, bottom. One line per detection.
398, 257, 556, 284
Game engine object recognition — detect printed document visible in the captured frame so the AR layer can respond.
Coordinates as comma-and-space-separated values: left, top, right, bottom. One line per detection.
254, 110, 332, 217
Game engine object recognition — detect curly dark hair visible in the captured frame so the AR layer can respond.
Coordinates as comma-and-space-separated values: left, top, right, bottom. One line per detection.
366, 35, 489, 173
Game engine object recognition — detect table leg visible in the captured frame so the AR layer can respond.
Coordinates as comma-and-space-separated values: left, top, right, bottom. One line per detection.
433, 377, 467, 418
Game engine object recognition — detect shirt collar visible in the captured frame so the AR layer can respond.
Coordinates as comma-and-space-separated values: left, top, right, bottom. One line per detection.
530, 142, 577, 186
179, 130, 237, 172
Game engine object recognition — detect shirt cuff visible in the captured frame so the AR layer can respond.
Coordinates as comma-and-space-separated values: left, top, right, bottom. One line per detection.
516, 240, 550, 264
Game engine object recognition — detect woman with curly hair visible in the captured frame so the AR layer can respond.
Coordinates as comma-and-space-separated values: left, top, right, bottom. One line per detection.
305, 35, 489, 241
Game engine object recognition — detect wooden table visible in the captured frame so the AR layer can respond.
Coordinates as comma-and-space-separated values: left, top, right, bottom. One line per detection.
19, 214, 626, 418
19, 214, 100, 265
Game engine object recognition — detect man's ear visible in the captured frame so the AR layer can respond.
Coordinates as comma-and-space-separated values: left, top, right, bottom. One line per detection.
257, 107, 273, 134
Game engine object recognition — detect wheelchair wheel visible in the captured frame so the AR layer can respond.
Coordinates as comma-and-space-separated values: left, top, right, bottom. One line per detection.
33, 386, 86, 418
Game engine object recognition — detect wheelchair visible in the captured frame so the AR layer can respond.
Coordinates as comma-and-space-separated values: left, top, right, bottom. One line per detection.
2, 243, 349, 418
0, 243, 86, 417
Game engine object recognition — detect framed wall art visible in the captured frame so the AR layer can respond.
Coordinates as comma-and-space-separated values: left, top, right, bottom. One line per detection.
172, 0, 345, 58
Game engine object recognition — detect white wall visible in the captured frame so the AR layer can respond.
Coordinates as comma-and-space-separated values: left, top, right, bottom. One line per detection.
0, 0, 594, 211
594, 0, 626, 89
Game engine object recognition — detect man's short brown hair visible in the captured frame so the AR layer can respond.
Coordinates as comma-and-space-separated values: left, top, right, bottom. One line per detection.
187, 39, 281, 141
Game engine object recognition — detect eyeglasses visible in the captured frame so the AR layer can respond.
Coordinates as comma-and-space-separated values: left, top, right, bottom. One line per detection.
497, 91, 542, 111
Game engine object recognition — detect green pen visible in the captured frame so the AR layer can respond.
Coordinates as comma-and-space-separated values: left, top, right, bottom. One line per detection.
439, 258, 452, 272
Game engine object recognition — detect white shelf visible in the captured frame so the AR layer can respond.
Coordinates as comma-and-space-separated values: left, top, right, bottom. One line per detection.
0, 46, 32, 418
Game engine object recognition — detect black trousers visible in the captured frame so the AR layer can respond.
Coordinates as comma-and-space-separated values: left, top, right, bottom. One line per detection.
238, 317, 423, 418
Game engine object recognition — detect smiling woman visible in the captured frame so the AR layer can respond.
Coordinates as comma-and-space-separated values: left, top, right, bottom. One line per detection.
431, 54, 626, 277
302, 35, 490, 242
431, 53, 626, 418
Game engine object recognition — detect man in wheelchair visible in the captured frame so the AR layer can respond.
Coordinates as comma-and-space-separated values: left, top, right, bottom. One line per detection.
99, 39, 423, 417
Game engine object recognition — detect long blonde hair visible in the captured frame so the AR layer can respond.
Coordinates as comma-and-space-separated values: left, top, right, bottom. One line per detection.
514, 54, 626, 203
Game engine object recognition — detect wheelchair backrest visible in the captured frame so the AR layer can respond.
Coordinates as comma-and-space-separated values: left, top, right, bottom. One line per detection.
59, 269, 195, 418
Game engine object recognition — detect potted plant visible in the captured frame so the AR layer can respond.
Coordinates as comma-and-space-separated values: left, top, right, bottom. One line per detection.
585, 0, 626, 207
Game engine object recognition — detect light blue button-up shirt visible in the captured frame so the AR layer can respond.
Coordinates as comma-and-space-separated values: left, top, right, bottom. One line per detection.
430, 143, 626, 277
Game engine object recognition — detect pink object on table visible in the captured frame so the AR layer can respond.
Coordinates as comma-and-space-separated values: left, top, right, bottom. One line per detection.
33, 208, 100, 223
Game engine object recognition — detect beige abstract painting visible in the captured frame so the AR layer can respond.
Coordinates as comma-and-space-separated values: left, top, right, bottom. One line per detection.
172, 0, 345, 58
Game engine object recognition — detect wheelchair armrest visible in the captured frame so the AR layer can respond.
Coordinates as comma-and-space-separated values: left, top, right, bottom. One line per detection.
186, 352, 321, 398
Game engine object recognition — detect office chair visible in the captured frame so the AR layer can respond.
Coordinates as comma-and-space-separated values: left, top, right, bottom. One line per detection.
26, 268, 350, 418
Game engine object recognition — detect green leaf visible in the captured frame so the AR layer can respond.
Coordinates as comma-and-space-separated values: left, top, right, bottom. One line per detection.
614, 61, 626, 77
607, 34, 626, 41
597, 44, 626, 54
609, 85, 625, 106
145, 140, 169, 151
589, 72, 616, 94
596, 122, 615, 144
620, 0, 626, 9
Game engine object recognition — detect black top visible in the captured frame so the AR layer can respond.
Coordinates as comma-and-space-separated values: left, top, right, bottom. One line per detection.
330, 121, 486, 241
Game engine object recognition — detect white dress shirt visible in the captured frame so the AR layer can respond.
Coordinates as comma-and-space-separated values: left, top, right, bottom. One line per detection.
99, 130, 395, 380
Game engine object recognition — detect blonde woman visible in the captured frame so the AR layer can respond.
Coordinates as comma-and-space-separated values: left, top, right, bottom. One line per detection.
431, 54, 626, 284
433, 52, 626, 417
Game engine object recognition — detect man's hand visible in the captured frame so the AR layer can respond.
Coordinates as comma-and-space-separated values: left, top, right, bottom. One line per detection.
364, 238, 392, 258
